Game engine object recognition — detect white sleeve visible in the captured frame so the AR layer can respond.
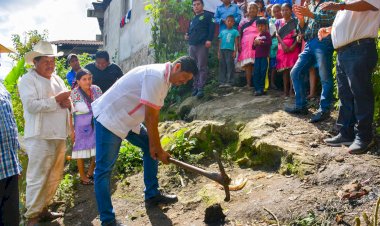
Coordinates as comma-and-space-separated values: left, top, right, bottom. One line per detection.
140, 75, 166, 110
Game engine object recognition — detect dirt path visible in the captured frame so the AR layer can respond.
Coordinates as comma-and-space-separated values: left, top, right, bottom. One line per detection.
50, 88, 380, 226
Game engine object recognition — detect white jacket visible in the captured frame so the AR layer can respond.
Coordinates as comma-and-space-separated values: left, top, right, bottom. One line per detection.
18, 69, 69, 139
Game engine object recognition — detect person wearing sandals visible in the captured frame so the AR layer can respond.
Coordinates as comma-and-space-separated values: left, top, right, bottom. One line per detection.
70, 69, 102, 185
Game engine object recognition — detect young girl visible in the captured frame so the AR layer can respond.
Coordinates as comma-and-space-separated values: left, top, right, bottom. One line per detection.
237, 2, 259, 88
254, 0, 266, 17
70, 69, 102, 185
275, 3, 300, 97
268, 4, 282, 89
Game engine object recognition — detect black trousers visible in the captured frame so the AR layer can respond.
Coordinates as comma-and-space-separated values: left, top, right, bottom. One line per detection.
0, 175, 19, 226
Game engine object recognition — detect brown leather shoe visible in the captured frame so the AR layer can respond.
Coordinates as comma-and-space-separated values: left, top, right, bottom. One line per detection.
39, 210, 64, 222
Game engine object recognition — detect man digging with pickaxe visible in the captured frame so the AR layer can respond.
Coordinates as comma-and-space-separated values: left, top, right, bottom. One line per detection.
92, 56, 198, 226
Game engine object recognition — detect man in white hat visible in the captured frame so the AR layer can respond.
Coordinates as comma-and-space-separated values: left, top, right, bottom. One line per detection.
18, 40, 71, 225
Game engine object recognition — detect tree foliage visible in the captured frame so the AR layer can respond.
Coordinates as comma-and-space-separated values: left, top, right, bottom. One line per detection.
145, 0, 193, 62
10, 30, 49, 61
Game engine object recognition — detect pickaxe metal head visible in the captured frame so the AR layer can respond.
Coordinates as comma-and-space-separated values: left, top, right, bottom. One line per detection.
168, 150, 231, 201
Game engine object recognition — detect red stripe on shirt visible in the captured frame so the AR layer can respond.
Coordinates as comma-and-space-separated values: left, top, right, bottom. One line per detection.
128, 103, 143, 115
140, 99, 161, 110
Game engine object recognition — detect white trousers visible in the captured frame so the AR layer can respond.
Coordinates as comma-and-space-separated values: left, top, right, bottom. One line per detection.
24, 138, 66, 218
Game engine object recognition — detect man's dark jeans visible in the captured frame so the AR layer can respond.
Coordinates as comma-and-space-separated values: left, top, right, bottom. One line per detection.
0, 175, 19, 226
336, 41, 378, 143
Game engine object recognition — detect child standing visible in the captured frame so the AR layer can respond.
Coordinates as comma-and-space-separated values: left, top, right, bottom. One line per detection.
252, 17, 272, 96
215, 0, 241, 33
218, 15, 240, 87
275, 3, 300, 97
268, 4, 282, 89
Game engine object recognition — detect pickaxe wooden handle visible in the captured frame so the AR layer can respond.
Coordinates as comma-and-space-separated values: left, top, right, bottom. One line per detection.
168, 150, 231, 201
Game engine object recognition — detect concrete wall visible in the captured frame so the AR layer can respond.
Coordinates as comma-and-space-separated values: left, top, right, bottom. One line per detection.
103, 0, 122, 62
103, 0, 154, 72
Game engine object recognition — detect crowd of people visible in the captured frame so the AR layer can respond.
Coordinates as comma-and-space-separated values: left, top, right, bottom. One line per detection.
0, 0, 379, 225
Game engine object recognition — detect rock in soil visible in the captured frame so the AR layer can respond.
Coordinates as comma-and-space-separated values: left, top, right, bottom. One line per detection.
204, 203, 226, 224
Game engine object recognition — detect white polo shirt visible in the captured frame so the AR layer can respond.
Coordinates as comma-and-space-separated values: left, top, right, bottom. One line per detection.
92, 63, 171, 139
331, 0, 380, 49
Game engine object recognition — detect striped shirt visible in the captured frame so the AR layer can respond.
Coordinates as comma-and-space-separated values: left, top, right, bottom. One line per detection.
299, 0, 338, 41
0, 83, 21, 180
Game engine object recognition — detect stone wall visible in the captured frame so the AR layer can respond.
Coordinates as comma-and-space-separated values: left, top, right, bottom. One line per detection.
119, 45, 154, 73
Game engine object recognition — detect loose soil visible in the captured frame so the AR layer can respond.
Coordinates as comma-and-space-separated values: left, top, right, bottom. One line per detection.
45, 88, 380, 226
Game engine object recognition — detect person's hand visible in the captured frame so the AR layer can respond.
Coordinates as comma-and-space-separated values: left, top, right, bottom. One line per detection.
254, 38, 261, 46
60, 98, 72, 109
282, 44, 290, 53
55, 91, 71, 103
320, 2, 340, 11
156, 150, 171, 164
293, 5, 313, 18
296, 34, 303, 43
184, 33, 189, 40
318, 27, 331, 41
205, 41, 212, 48
232, 51, 236, 58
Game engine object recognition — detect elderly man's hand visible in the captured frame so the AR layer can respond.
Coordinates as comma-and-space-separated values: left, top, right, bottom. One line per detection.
320, 2, 340, 11
60, 99, 72, 109
293, 5, 314, 18
55, 91, 71, 103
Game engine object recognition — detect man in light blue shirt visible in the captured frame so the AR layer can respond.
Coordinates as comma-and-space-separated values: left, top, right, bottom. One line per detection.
214, 0, 241, 32
66, 54, 81, 88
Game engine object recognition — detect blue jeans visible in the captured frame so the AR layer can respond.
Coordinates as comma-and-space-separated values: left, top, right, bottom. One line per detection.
336, 41, 377, 142
94, 120, 159, 225
290, 37, 334, 111
253, 57, 269, 93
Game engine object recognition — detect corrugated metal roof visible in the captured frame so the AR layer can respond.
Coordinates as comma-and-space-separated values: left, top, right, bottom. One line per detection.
51, 40, 103, 46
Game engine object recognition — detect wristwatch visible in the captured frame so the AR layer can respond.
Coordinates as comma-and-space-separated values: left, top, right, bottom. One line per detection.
339, 2, 346, 10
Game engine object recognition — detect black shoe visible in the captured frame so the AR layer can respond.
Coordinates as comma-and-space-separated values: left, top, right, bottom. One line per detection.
192, 89, 198, 96
197, 89, 204, 99
284, 105, 308, 115
309, 110, 330, 123
348, 139, 375, 155
145, 193, 178, 206
254, 91, 263, 96
324, 134, 354, 147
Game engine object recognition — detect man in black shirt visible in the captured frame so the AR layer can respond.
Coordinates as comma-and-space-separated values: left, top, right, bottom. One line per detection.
85, 51, 123, 92
185, 0, 215, 98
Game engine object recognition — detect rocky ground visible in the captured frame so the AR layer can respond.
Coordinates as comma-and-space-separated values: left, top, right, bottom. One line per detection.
45, 87, 380, 226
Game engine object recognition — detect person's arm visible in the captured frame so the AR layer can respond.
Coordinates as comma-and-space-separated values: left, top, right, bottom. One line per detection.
18, 75, 70, 114
261, 33, 272, 47
235, 5, 242, 24
206, 16, 216, 48
69, 113, 75, 142
214, 7, 222, 24
234, 36, 240, 58
115, 64, 124, 79
320, 0, 378, 12
144, 105, 170, 164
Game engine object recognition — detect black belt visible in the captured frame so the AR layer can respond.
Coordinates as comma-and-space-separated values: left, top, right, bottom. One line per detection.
337, 38, 375, 52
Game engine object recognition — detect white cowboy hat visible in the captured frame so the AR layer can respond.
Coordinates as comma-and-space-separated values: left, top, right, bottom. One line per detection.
0, 43, 16, 53
25, 40, 63, 65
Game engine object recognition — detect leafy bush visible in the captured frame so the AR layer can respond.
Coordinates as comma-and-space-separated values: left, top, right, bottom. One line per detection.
56, 174, 79, 207
162, 128, 203, 164
114, 141, 143, 178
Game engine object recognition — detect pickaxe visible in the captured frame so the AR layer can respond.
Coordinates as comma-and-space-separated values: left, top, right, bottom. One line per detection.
168, 150, 231, 201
